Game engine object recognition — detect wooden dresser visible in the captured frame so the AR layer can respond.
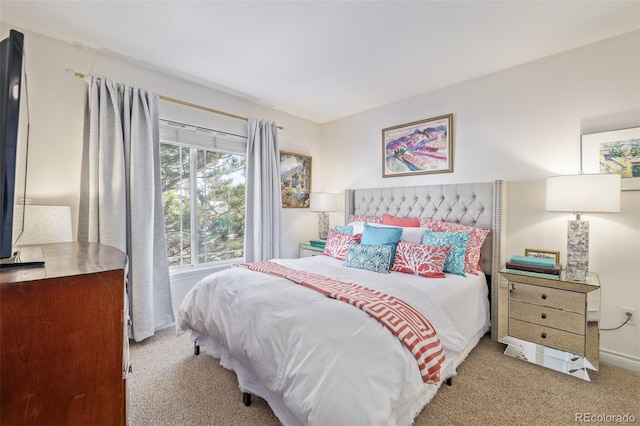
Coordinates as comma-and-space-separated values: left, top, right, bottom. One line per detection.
0, 242, 128, 425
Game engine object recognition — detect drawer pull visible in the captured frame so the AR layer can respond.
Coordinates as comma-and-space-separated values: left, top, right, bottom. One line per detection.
541, 313, 547, 319
541, 332, 547, 339
541, 294, 547, 300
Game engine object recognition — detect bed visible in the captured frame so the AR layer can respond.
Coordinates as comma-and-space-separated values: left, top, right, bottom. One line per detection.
177, 181, 505, 425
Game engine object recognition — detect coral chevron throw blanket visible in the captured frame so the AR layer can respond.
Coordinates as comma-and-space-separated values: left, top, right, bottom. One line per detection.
233, 260, 445, 383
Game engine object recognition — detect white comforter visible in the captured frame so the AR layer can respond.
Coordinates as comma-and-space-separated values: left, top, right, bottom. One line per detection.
177, 255, 489, 426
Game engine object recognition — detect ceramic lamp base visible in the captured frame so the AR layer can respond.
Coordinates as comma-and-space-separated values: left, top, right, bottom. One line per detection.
566, 219, 589, 281
317, 212, 329, 240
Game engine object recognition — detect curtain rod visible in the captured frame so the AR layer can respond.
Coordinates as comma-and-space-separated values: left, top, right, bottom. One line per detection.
67, 69, 283, 130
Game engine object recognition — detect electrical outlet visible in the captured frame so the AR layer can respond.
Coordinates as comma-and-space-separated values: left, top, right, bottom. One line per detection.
621, 307, 637, 326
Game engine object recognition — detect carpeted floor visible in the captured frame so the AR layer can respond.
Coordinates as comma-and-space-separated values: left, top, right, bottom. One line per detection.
128, 327, 639, 425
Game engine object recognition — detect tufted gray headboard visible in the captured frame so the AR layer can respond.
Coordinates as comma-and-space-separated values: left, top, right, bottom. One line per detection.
344, 181, 506, 338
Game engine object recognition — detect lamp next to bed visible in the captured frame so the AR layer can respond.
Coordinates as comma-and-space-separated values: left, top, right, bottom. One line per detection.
309, 192, 336, 240
546, 173, 620, 281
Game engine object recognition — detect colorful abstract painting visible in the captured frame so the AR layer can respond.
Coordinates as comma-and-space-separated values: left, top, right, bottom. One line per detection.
382, 114, 453, 177
581, 127, 640, 191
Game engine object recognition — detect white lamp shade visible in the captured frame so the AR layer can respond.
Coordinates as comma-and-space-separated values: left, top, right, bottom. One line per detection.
12, 205, 73, 245
546, 174, 621, 213
309, 193, 337, 212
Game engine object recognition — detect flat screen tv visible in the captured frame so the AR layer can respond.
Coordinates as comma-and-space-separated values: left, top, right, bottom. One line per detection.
0, 29, 26, 263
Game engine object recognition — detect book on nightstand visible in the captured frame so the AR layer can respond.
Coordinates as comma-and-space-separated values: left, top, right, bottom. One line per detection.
505, 261, 561, 275
309, 240, 326, 248
505, 254, 561, 276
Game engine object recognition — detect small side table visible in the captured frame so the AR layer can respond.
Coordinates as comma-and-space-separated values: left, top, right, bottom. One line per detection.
299, 243, 324, 258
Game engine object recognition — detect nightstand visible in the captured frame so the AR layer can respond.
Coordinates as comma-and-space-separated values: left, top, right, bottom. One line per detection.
497, 269, 600, 381
299, 243, 324, 258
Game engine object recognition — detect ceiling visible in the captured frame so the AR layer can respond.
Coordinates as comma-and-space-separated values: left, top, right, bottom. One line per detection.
1, 1, 639, 124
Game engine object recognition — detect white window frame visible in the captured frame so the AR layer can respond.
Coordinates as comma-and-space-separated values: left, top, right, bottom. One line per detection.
159, 119, 247, 272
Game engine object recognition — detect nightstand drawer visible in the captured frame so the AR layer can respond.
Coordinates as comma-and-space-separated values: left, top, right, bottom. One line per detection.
509, 318, 585, 355
509, 300, 585, 335
509, 282, 585, 313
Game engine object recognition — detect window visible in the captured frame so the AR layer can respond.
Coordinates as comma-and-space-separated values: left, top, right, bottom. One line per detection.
159, 120, 246, 268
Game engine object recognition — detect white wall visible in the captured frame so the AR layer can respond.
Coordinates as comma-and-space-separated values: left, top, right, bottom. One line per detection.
321, 31, 640, 367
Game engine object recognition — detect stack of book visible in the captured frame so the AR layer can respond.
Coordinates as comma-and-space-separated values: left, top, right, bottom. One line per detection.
505, 255, 561, 276
309, 240, 326, 248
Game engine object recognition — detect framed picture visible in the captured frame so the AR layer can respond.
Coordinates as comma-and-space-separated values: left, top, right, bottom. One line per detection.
524, 248, 560, 264
280, 151, 312, 208
382, 114, 453, 178
581, 126, 640, 191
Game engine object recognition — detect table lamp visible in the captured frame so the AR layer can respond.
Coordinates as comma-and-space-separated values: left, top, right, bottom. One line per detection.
546, 173, 620, 281
309, 192, 337, 240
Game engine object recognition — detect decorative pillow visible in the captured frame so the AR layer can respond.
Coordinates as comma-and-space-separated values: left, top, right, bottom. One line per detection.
421, 230, 470, 276
323, 229, 362, 260
381, 213, 420, 228
333, 225, 354, 234
348, 215, 383, 224
429, 220, 490, 274
418, 217, 438, 229
360, 223, 403, 264
343, 243, 393, 274
391, 241, 451, 278
364, 223, 426, 244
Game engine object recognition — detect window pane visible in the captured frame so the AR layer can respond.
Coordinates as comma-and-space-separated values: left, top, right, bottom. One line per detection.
197, 150, 245, 263
161, 144, 191, 267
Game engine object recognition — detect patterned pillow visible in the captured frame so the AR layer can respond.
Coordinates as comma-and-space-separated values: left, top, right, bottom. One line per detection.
421, 230, 470, 276
323, 229, 362, 260
343, 243, 393, 274
333, 225, 354, 234
381, 213, 420, 227
348, 215, 383, 224
429, 221, 489, 274
418, 217, 438, 229
391, 241, 451, 278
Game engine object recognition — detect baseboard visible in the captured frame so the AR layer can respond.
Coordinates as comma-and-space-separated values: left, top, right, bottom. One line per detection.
599, 349, 640, 372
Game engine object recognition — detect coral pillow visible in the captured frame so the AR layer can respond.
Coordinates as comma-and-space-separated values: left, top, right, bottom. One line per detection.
323, 229, 362, 260
391, 241, 451, 278
348, 215, 383, 224
429, 221, 489, 274
381, 214, 420, 227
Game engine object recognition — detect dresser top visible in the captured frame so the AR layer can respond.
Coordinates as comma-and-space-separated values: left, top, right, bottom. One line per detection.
500, 269, 599, 293
0, 242, 128, 284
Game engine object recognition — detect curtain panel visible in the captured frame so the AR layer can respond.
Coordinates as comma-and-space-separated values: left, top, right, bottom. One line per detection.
78, 76, 174, 342
244, 119, 281, 262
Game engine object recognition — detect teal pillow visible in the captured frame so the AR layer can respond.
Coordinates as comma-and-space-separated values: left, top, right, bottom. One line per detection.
360, 223, 403, 263
334, 225, 354, 234
421, 230, 470, 276
343, 243, 393, 274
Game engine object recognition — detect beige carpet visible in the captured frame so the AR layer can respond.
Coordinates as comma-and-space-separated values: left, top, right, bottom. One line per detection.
128, 327, 639, 425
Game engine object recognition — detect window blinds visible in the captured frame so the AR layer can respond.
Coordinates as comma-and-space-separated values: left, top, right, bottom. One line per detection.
159, 119, 247, 155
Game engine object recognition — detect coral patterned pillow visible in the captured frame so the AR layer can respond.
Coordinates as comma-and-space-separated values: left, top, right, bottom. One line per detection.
429, 221, 489, 274
391, 241, 451, 278
348, 215, 383, 224
323, 229, 362, 260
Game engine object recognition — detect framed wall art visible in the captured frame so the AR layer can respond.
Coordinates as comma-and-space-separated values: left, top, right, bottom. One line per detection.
280, 151, 312, 208
525, 248, 560, 264
581, 126, 640, 191
382, 114, 453, 178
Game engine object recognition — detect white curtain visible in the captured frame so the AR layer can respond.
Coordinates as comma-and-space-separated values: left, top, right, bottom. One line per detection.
78, 75, 174, 342
244, 118, 281, 262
